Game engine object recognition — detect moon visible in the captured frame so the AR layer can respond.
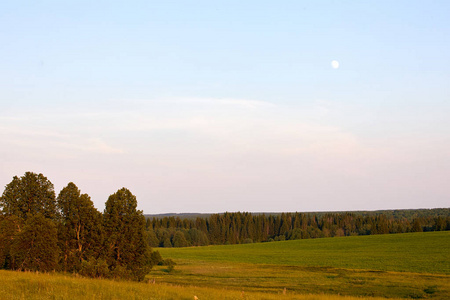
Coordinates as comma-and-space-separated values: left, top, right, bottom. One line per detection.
331, 60, 340, 69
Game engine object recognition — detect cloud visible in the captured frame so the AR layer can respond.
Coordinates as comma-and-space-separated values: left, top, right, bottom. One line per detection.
82, 139, 124, 154
0, 125, 124, 157
0, 97, 395, 164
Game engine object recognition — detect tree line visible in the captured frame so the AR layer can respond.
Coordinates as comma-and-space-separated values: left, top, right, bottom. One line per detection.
0, 172, 164, 281
2, 171, 449, 274
146, 209, 450, 247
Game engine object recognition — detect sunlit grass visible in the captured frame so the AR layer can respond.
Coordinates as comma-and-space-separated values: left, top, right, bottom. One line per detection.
0, 269, 403, 300
150, 262, 450, 299
159, 231, 450, 274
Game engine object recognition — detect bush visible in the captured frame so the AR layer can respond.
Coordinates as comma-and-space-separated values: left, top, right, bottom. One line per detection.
160, 258, 176, 273
110, 265, 132, 280
150, 250, 163, 266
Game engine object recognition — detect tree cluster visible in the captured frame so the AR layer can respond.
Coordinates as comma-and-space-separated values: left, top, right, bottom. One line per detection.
0, 172, 161, 281
148, 210, 450, 247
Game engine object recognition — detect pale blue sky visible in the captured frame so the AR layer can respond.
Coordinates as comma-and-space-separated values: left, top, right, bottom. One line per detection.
1, 1, 449, 213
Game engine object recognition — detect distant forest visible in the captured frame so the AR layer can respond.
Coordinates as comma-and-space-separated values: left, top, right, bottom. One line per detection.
146, 209, 450, 247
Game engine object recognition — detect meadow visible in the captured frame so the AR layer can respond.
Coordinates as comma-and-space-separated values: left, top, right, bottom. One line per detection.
0, 231, 448, 299
155, 231, 450, 299
158, 231, 450, 274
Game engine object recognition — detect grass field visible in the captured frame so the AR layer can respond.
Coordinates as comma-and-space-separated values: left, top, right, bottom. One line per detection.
155, 232, 450, 299
1, 232, 448, 299
158, 231, 450, 274
0, 269, 402, 300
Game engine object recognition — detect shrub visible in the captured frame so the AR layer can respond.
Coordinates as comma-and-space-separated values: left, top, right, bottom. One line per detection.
161, 258, 176, 273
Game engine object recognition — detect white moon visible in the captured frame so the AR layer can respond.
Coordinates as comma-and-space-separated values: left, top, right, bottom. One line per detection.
331, 60, 340, 69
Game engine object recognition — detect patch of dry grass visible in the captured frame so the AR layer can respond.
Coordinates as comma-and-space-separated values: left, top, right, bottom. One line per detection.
0, 269, 404, 300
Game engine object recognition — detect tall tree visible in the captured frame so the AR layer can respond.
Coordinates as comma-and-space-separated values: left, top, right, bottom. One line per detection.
103, 188, 151, 281
172, 231, 188, 247
57, 182, 103, 271
0, 172, 57, 220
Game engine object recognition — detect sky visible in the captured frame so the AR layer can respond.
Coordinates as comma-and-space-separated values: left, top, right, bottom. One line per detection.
1, 1, 449, 213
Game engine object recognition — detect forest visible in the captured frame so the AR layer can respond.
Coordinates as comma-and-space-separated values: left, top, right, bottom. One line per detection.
1, 171, 449, 280
146, 208, 450, 247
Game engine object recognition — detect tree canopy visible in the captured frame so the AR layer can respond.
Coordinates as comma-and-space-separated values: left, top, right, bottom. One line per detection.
0, 172, 56, 220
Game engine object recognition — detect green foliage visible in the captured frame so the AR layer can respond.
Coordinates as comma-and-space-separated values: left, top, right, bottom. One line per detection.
150, 210, 450, 247
0, 216, 23, 269
110, 264, 133, 280
0, 172, 164, 282
188, 228, 209, 246
161, 258, 176, 273
145, 229, 159, 247
163, 237, 173, 247
103, 188, 152, 281
79, 257, 109, 278
57, 183, 103, 272
412, 218, 423, 232
150, 250, 163, 266
10, 213, 58, 272
0, 172, 57, 220
172, 231, 188, 247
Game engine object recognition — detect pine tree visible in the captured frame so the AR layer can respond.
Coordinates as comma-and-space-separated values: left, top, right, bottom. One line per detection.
145, 229, 160, 247
57, 182, 103, 271
103, 188, 151, 281
172, 231, 188, 247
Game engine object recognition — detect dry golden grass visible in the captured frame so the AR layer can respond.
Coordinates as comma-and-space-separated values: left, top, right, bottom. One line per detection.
0, 269, 405, 300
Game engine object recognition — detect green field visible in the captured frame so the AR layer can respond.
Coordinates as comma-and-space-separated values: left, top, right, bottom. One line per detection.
158, 231, 450, 274
1, 232, 449, 299
155, 232, 450, 299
